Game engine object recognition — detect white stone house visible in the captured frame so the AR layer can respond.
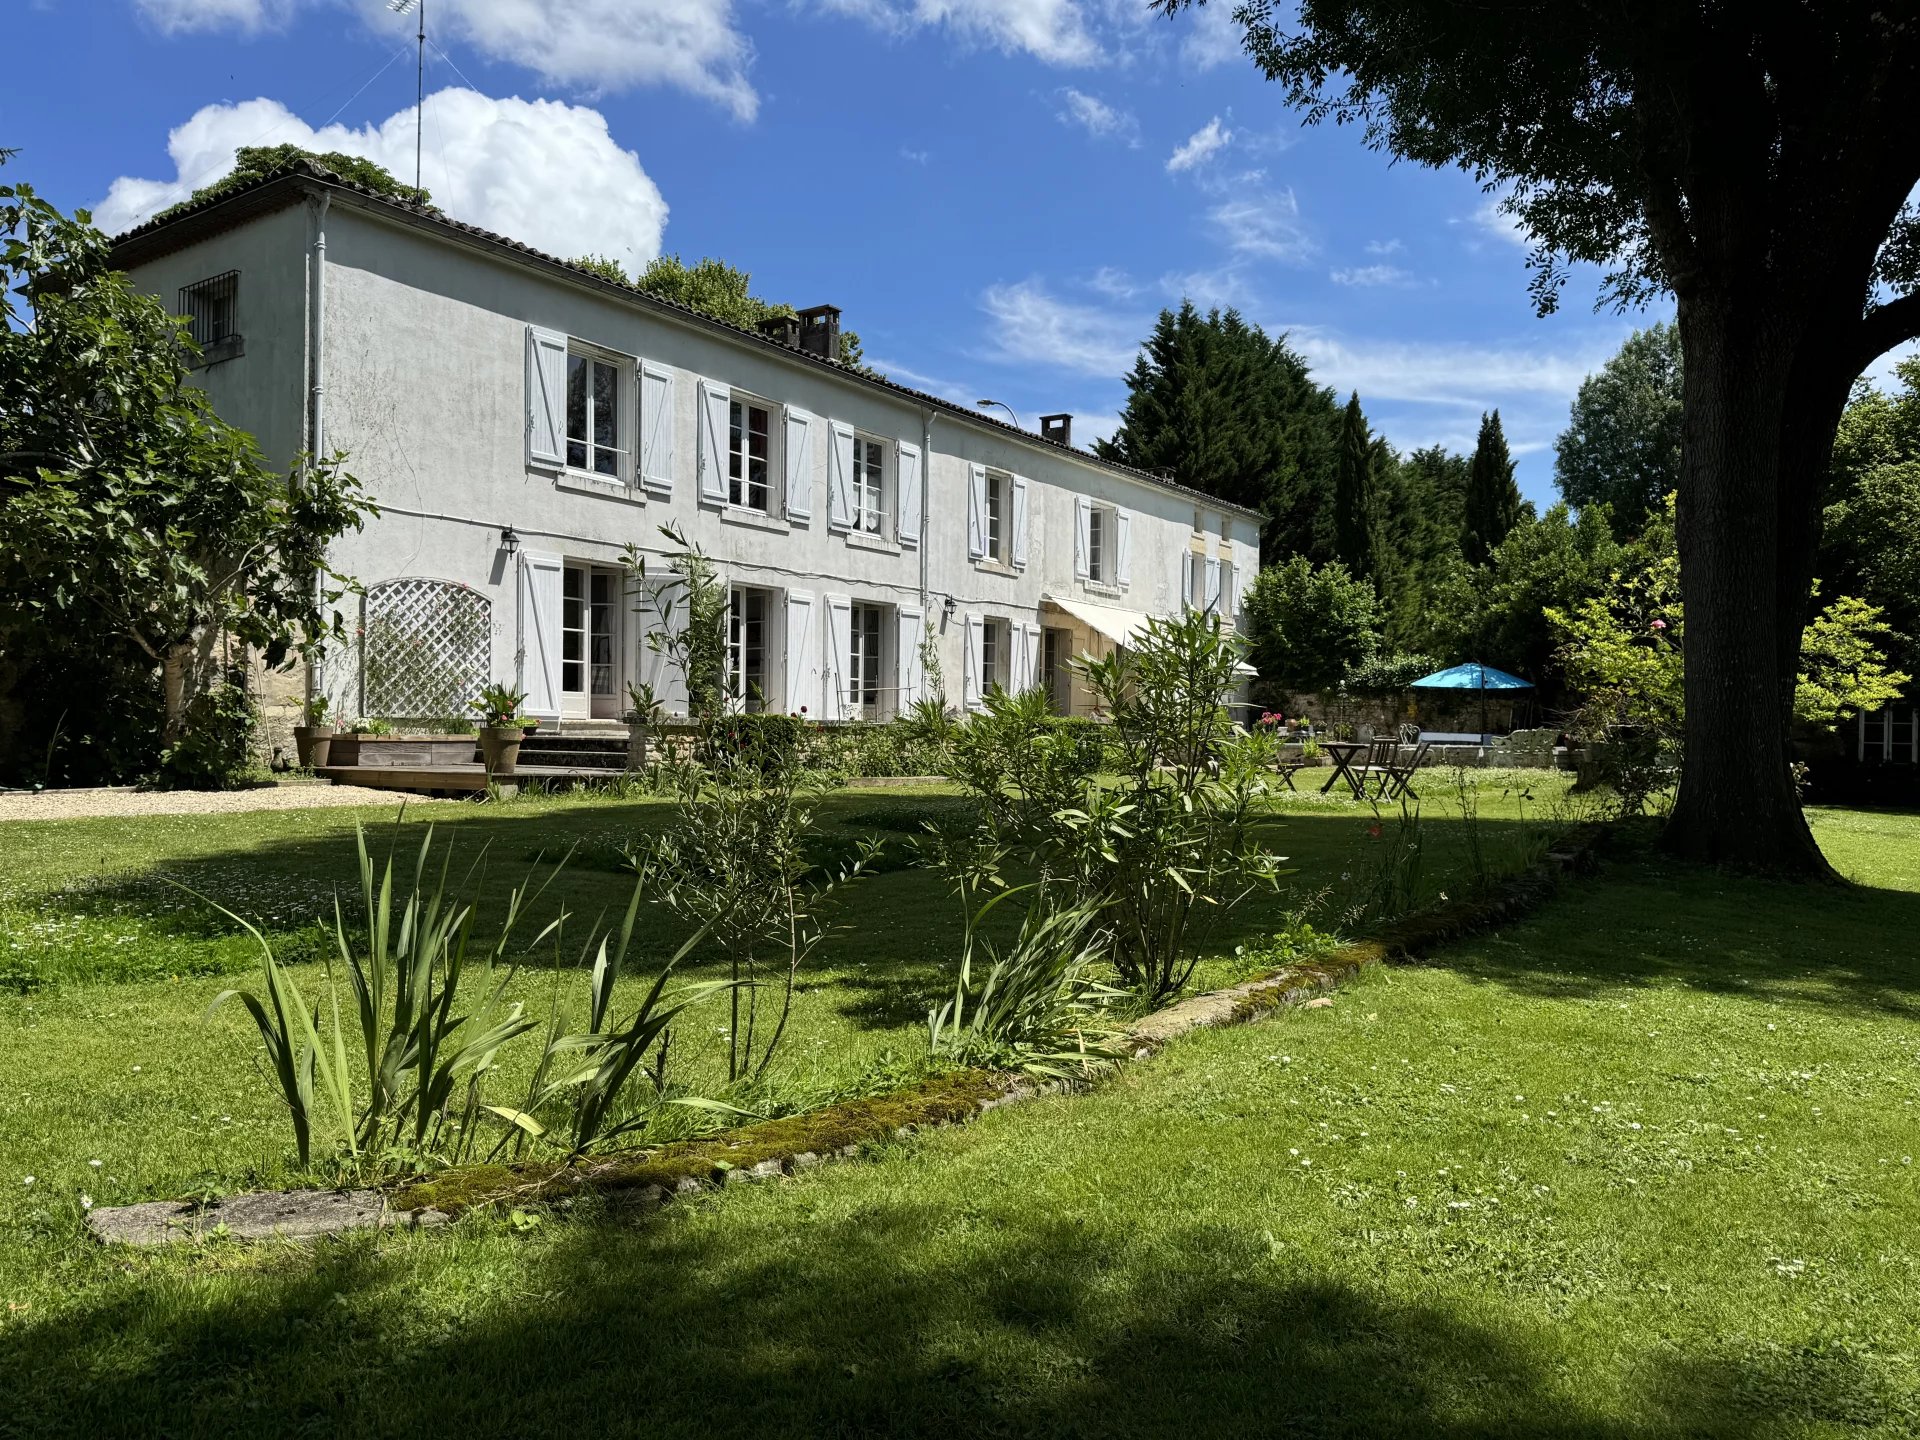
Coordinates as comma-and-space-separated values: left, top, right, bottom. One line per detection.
110, 161, 1260, 730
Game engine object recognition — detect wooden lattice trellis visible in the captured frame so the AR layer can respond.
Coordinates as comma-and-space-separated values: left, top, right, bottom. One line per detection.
357, 578, 493, 721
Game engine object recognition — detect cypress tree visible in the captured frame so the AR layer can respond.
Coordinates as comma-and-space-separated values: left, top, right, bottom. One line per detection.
1332, 392, 1380, 586
1462, 409, 1524, 565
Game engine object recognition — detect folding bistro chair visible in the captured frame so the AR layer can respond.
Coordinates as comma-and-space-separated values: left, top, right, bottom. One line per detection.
1380, 740, 1431, 801
1356, 736, 1400, 799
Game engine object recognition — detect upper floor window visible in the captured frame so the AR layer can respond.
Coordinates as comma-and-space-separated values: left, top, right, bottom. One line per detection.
179, 271, 239, 352
730, 397, 773, 511
1088, 506, 1108, 583
984, 472, 1009, 562
853, 435, 887, 534
567, 350, 626, 479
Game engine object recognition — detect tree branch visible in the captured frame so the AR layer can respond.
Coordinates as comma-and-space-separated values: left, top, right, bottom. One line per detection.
1849, 291, 1920, 379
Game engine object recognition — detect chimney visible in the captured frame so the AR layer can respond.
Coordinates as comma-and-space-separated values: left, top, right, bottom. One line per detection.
1040, 412, 1073, 447
757, 313, 801, 348
796, 304, 842, 360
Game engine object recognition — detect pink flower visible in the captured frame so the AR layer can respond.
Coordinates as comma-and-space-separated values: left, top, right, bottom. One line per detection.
1650, 618, 1668, 631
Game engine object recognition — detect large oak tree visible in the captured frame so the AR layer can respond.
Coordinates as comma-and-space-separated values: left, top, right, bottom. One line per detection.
1158, 0, 1920, 872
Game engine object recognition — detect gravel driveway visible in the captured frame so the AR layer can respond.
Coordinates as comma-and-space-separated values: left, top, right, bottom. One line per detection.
0, 782, 433, 822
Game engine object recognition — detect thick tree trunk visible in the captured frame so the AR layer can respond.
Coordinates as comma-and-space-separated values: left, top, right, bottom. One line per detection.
1661, 297, 1835, 875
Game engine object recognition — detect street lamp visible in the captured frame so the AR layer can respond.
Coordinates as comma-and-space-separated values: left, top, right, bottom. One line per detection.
976, 398, 1021, 430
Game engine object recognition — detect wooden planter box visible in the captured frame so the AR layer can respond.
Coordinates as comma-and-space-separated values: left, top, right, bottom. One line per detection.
325, 735, 481, 767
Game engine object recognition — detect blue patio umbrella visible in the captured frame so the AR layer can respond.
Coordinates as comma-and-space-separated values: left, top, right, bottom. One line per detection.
1408, 662, 1533, 740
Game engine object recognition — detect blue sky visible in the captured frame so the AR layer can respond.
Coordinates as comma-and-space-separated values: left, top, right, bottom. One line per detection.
10, 0, 1662, 504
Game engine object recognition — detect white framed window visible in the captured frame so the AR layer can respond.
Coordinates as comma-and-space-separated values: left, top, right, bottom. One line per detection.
1088, 506, 1108, 583
852, 435, 888, 535
566, 348, 630, 480
1860, 705, 1920, 763
728, 585, 772, 711
980, 617, 1004, 692
848, 603, 889, 718
1186, 550, 1208, 610
729, 396, 775, 512
985, 472, 1009, 563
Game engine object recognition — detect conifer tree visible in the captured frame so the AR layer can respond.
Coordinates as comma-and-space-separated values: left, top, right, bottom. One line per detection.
1332, 392, 1381, 585
1462, 410, 1524, 565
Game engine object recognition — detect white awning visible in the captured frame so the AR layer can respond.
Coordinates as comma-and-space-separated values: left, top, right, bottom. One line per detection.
1041, 594, 1158, 648
1043, 594, 1258, 679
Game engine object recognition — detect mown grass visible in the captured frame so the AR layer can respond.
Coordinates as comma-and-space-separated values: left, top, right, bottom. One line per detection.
13, 780, 1918, 1435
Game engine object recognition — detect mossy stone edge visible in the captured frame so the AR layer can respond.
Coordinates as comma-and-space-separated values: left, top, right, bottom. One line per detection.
92, 825, 1603, 1242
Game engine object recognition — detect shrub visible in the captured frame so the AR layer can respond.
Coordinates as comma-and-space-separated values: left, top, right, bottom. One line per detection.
1345, 653, 1442, 693
150, 672, 260, 790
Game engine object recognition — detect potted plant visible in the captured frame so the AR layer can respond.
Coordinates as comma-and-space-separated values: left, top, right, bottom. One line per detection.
470, 683, 529, 776
292, 695, 335, 768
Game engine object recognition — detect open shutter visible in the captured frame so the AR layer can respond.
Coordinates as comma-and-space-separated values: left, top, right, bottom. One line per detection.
784, 407, 815, 523
827, 422, 855, 531
967, 464, 988, 559
1011, 476, 1030, 569
897, 604, 925, 708
635, 577, 690, 717
525, 327, 566, 470
1220, 560, 1236, 619
1182, 551, 1196, 611
823, 595, 853, 721
1024, 622, 1042, 690
1008, 624, 1030, 697
896, 440, 923, 547
783, 590, 817, 717
697, 379, 730, 504
519, 551, 564, 720
1115, 510, 1133, 586
639, 363, 675, 495
963, 614, 985, 711
1074, 497, 1092, 580
1204, 556, 1223, 612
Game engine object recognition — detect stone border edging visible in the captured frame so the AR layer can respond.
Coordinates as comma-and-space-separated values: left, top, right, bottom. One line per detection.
85, 824, 1603, 1247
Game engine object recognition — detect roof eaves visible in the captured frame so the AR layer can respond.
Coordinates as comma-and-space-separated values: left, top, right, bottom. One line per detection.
108, 160, 1264, 522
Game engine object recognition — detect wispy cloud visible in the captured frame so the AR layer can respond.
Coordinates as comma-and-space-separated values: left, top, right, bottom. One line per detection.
979, 279, 1143, 377
819, 0, 1102, 67
1054, 87, 1139, 145
1329, 264, 1415, 288
1209, 186, 1314, 264
1469, 197, 1530, 249
1086, 266, 1142, 300
899, 145, 931, 165
1177, 3, 1242, 71
1366, 238, 1404, 256
1166, 115, 1232, 173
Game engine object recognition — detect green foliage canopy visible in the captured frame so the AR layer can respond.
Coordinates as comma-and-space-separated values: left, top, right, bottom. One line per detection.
1553, 322, 1684, 538
1241, 555, 1380, 693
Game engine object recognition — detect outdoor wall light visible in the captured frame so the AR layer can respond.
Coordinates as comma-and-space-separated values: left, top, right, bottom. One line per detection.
942, 595, 957, 621
500, 526, 521, 556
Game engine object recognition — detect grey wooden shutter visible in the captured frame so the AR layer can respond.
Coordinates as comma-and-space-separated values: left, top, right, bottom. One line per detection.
526, 327, 566, 470
896, 440, 923, 547
1011, 476, 1030, 569
639, 362, 675, 495
784, 407, 815, 522
828, 422, 855, 531
697, 379, 730, 504
519, 550, 564, 719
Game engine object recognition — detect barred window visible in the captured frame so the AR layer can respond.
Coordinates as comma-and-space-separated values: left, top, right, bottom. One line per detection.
179, 271, 239, 349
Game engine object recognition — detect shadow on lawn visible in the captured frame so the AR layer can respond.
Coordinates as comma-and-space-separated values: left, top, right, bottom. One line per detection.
1434, 849, 1920, 1022
1, 1204, 1886, 1438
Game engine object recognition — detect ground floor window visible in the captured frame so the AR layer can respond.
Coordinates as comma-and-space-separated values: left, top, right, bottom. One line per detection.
729, 586, 771, 711
981, 617, 1004, 693
849, 603, 887, 718
1860, 705, 1920, 763
1042, 627, 1071, 714
562, 566, 587, 697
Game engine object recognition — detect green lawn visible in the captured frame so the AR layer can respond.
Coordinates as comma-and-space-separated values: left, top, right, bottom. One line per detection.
4, 784, 1919, 1435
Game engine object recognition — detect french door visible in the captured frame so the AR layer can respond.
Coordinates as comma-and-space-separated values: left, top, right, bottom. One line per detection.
561, 564, 622, 719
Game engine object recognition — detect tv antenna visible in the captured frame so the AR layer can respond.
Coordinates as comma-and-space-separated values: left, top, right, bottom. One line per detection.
387, 0, 425, 194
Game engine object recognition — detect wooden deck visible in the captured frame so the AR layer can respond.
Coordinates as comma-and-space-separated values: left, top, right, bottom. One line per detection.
314, 764, 623, 795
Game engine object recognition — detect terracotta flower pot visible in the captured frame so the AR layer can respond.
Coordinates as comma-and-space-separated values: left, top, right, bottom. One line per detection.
478, 725, 524, 777
293, 723, 336, 768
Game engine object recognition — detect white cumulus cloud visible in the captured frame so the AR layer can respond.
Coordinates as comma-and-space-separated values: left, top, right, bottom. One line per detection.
1166, 116, 1231, 173
95, 88, 669, 268
131, 0, 759, 120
